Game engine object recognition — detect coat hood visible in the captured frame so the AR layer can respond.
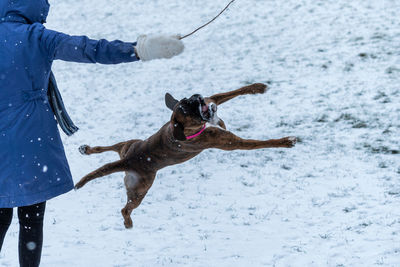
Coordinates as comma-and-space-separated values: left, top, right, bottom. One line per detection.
0, 0, 50, 24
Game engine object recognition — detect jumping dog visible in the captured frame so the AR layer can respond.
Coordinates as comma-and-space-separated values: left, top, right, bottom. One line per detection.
75, 83, 296, 228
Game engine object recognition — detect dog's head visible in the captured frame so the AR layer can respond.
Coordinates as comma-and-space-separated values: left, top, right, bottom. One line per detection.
165, 93, 217, 141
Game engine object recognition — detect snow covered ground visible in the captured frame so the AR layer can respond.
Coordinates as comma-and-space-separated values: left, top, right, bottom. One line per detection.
1, 0, 400, 266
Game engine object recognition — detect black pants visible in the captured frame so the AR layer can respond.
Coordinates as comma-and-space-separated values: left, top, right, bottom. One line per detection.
0, 202, 46, 267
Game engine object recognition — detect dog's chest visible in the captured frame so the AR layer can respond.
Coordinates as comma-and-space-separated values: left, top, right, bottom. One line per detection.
207, 114, 221, 127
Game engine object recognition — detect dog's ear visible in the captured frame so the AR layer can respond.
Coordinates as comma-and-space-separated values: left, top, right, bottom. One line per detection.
165, 93, 179, 111
172, 119, 186, 141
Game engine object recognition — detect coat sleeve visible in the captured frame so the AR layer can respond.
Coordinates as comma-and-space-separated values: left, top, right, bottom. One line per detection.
38, 26, 139, 64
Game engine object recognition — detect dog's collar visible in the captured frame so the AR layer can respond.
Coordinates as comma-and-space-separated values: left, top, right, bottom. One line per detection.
186, 124, 206, 140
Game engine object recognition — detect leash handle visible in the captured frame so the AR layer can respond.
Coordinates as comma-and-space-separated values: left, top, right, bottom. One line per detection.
179, 0, 236, 40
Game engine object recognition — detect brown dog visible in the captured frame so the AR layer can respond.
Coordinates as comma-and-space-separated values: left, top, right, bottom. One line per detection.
75, 83, 296, 228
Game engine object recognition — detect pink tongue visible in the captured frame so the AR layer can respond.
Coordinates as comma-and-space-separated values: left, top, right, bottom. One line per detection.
202, 105, 208, 112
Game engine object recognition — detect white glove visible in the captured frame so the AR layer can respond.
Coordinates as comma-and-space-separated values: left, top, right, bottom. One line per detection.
135, 34, 184, 61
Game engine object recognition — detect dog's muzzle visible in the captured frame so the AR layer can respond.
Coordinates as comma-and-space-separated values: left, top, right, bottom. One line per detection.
199, 100, 216, 121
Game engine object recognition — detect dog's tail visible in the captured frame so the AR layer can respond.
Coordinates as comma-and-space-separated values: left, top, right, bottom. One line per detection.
74, 159, 127, 190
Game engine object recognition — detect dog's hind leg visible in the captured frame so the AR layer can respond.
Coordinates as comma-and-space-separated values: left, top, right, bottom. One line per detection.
74, 159, 128, 189
121, 172, 155, 229
121, 193, 147, 229
208, 83, 268, 105
79, 139, 141, 157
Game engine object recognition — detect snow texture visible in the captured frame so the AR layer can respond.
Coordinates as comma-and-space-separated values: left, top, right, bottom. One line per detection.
1, 0, 400, 266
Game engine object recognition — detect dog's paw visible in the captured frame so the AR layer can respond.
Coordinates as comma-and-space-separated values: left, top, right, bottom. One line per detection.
281, 136, 297, 148
121, 209, 133, 229
79, 145, 89, 155
124, 218, 133, 229
74, 180, 85, 190
250, 83, 268, 94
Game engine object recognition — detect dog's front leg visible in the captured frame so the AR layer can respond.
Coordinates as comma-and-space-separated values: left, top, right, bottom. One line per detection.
208, 83, 267, 105
203, 127, 296, 150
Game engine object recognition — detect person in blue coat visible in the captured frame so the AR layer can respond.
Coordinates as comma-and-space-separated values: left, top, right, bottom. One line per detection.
0, 0, 184, 266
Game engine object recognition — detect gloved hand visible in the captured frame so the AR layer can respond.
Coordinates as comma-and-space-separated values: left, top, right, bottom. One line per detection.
135, 35, 184, 61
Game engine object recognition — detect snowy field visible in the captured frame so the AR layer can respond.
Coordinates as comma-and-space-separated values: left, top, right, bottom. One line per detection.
1, 0, 400, 266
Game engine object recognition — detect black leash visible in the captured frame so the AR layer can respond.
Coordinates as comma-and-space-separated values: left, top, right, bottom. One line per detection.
179, 0, 236, 40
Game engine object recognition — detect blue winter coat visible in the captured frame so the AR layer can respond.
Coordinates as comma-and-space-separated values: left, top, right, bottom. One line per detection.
0, 0, 139, 208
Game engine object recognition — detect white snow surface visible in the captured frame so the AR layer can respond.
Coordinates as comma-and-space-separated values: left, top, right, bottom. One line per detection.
1, 0, 400, 266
